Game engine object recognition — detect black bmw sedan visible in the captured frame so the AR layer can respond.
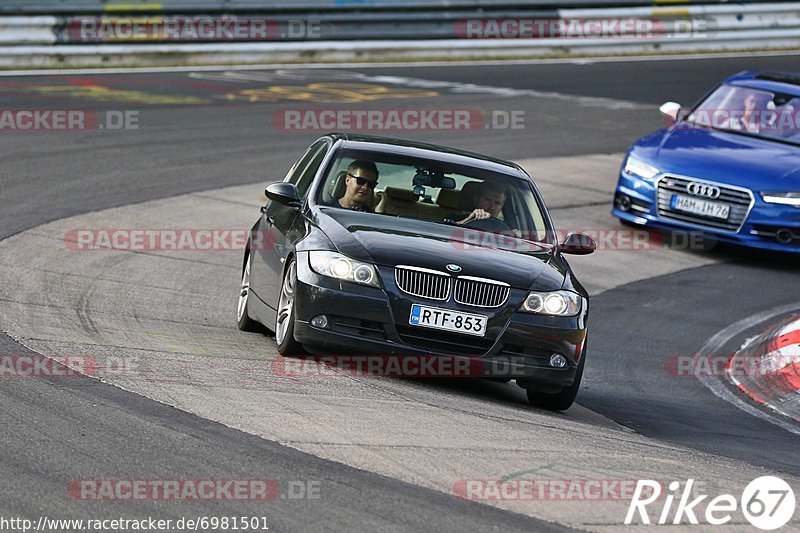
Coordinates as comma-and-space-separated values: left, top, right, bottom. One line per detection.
237, 133, 595, 410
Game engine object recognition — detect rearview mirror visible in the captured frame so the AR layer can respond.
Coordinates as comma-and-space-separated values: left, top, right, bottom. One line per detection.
265, 182, 302, 208
659, 101, 681, 127
559, 232, 596, 255
412, 168, 456, 196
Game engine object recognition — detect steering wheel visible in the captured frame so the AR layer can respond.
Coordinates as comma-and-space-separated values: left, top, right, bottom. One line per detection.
464, 216, 512, 233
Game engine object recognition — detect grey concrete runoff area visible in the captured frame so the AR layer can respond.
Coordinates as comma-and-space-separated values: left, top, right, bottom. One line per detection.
1, 153, 795, 531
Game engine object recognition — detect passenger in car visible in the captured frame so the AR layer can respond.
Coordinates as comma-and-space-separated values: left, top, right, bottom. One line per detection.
326, 160, 383, 212
734, 91, 771, 133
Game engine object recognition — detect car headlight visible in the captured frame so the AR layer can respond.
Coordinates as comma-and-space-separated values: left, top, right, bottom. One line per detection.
308, 251, 381, 288
521, 291, 582, 316
760, 192, 800, 207
623, 155, 660, 181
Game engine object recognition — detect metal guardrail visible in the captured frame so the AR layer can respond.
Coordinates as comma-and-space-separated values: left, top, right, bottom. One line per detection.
0, 15, 56, 44
1, 2, 799, 66
1, 0, 795, 14
10, 3, 796, 43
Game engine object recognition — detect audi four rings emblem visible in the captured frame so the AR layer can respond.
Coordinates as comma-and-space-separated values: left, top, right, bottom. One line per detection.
446, 264, 462, 273
686, 181, 721, 199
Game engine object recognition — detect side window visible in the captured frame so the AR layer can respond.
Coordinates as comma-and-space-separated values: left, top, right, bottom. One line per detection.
294, 144, 328, 198
284, 140, 327, 186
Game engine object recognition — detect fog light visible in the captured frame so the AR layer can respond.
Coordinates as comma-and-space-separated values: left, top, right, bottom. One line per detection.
618, 194, 632, 212
549, 354, 567, 368
311, 315, 329, 329
776, 229, 794, 244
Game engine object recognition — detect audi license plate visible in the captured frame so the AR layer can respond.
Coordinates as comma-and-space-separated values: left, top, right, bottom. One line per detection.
409, 304, 487, 337
671, 194, 730, 220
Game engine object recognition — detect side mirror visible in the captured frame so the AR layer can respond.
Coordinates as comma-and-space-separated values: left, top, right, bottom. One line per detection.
659, 101, 681, 127
265, 182, 302, 208
559, 232, 596, 255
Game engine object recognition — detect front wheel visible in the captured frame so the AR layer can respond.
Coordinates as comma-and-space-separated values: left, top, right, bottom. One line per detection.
275, 259, 304, 355
525, 345, 586, 411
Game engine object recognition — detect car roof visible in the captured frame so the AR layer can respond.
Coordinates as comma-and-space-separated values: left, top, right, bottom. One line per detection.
321, 133, 530, 179
725, 70, 800, 96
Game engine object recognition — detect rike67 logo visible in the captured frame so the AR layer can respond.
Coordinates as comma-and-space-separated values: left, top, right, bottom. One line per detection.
625, 477, 795, 530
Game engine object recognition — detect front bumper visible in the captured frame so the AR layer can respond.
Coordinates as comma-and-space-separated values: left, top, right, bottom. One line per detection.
612, 172, 800, 253
291, 252, 587, 388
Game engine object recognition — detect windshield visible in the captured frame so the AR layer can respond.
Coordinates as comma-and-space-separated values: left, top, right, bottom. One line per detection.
315, 148, 550, 243
685, 84, 800, 145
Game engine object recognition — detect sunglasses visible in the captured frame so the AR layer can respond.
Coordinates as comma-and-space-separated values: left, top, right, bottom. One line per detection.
347, 173, 378, 189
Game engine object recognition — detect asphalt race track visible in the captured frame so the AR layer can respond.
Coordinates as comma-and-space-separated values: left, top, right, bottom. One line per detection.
1, 54, 799, 531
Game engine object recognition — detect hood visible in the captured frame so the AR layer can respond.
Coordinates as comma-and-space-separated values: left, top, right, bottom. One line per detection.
634, 125, 800, 189
312, 207, 565, 291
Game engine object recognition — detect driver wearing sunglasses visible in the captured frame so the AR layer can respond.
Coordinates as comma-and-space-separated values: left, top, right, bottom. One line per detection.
335, 160, 380, 212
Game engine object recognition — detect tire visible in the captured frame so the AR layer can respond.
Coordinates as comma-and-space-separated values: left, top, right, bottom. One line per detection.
275, 258, 304, 355
237, 250, 261, 332
525, 345, 586, 411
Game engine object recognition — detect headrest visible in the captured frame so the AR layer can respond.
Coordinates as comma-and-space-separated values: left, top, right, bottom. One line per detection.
436, 188, 462, 210
328, 170, 348, 201
458, 181, 482, 211
384, 187, 418, 202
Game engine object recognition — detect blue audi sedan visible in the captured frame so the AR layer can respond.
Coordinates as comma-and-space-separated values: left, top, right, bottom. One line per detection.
612, 71, 800, 252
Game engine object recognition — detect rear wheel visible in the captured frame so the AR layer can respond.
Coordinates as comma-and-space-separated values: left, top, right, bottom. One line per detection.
525, 345, 586, 411
237, 251, 260, 332
275, 259, 304, 355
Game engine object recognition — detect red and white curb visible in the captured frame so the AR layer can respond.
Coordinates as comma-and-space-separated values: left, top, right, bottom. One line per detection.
727, 318, 800, 422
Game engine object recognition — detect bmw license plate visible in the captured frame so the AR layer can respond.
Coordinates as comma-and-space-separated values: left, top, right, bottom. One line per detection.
671, 194, 730, 220
409, 304, 487, 337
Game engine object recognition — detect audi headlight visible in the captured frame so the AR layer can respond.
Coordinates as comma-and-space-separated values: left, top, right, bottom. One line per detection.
760, 192, 800, 207
308, 251, 380, 288
623, 155, 660, 181
521, 291, 582, 316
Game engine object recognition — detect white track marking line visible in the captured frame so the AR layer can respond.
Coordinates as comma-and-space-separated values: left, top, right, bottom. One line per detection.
1, 50, 800, 76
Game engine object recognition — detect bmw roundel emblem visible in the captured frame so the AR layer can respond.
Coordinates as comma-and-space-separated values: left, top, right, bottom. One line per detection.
446, 264, 462, 273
